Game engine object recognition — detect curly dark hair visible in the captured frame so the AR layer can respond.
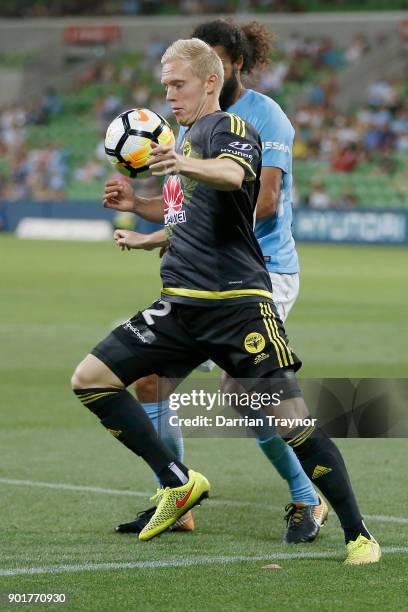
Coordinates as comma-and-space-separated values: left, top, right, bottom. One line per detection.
192, 19, 273, 74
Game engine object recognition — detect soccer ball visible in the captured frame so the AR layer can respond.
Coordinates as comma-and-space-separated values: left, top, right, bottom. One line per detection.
104, 108, 175, 178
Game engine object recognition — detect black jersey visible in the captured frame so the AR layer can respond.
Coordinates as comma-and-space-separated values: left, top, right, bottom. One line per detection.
160, 110, 273, 307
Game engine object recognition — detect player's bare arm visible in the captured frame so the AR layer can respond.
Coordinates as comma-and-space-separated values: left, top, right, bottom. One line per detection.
148, 142, 245, 191
256, 167, 282, 219
114, 228, 168, 251
103, 179, 164, 223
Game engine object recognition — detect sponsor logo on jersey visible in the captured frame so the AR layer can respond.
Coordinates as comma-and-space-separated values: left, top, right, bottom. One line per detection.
220, 148, 253, 160
262, 141, 290, 154
244, 332, 266, 354
182, 140, 192, 157
163, 175, 186, 225
254, 352, 270, 365
229, 141, 253, 151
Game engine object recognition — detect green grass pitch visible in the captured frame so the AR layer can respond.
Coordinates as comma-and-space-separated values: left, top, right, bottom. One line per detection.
1, 235, 407, 611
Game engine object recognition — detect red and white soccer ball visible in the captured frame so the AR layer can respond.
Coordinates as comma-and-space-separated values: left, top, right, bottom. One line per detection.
105, 108, 175, 178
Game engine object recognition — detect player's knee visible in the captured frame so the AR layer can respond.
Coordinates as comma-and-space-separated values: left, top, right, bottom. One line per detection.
134, 375, 158, 402
220, 370, 245, 396
263, 368, 312, 436
71, 361, 94, 390
134, 374, 172, 402
71, 355, 123, 391
261, 367, 302, 400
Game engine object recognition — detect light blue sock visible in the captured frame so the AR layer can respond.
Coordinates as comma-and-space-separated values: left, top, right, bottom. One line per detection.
143, 401, 184, 486
257, 435, 319, 505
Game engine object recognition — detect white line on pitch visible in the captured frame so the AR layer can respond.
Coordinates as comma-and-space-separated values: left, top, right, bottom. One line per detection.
1, 478, 408, 524
0, 478, 149, 498
0, 478, 269, 509
1, 547, 407, 577
364, 514, 408, 524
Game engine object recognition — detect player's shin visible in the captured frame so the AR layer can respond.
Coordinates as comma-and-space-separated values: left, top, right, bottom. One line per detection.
143, 400, 184, 462
253, 369, 371, 544
257, 435, 318, 505
285, 424, 371, 543
222, 371, 318, 505
73, 388, 189, 487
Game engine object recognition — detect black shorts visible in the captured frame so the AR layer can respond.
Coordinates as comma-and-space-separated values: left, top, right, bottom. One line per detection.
91, 299, 302, 387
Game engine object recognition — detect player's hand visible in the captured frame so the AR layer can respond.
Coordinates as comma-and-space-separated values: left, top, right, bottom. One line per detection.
103, 179, 137, 212
159, 244, 169, 258
113, 229, 155, 251
147, 141, 183, 176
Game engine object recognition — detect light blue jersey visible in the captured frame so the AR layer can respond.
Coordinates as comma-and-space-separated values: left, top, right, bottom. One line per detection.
178, 89, 299, 273
229, 90, 298, 273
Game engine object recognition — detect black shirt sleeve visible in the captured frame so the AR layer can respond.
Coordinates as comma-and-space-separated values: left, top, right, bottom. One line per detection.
209, 113, 261, 181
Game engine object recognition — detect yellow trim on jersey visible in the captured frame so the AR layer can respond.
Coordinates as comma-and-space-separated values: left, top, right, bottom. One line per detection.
216, 153, 256, 179
265, 303, 295, 366
162, 287, 273, 300
227, 113, 246, 137
233, 113, 246, 137
229, 113, 235, 134
260, 303, 283, 368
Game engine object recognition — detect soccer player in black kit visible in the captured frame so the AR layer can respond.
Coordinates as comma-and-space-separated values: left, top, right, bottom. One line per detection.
72, 38, 380, 563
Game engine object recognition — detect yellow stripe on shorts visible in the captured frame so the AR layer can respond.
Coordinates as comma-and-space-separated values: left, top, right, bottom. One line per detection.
265, 303, 294, 366
259, 302, 283, 368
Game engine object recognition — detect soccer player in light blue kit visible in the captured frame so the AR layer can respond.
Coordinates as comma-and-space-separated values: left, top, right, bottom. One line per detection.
112, 20, 328, 543
229, 75, 300, 322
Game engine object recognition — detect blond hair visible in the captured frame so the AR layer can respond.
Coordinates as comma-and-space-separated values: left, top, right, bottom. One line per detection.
161, 38, 224, 91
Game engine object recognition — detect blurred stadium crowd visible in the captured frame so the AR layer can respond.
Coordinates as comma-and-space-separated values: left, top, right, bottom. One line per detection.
0, 26, 406, 209
1, 1, 407, 18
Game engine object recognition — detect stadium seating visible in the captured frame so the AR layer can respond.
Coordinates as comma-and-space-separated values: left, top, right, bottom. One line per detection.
1, 0, 407, 18
0, 31, 406, 208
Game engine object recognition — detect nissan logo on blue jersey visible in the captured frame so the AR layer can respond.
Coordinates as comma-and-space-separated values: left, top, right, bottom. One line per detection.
229, 142, 253, 151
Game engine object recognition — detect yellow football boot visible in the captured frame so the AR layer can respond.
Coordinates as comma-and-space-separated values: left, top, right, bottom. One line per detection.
139, 470, 209, 541
344, 534, 381, 565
